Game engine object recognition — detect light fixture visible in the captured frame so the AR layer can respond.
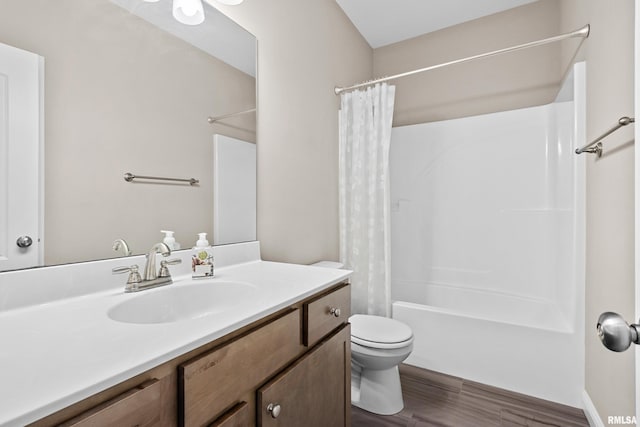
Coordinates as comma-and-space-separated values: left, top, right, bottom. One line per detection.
142, 0, 243, 26
172, 0, 205, 26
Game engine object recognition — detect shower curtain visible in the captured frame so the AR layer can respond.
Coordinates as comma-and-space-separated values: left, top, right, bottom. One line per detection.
338, 83, 396, 317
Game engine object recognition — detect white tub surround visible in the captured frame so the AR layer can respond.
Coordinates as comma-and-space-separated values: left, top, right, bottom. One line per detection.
0, 242, 352, 426
390, 63, 585, 407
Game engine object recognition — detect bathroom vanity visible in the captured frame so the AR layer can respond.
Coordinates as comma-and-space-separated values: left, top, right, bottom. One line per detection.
0, 242, 351, 426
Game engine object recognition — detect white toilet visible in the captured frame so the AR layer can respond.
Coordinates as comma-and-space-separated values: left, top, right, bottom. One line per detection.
349, 314, 414, 415
311, 261, 414, 415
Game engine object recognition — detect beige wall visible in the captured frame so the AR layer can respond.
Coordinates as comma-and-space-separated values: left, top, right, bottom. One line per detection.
373, 0, 564, 127
0, 0, 256, 265
560, 1, 636, 425
208, 0, 372, 263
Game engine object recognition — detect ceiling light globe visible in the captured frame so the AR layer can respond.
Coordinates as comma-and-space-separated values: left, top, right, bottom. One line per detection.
172, 0, 205, 25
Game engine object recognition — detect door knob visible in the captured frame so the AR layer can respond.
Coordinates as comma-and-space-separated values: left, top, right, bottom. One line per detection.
16, 236, 33, 248
596, 312, 640, 352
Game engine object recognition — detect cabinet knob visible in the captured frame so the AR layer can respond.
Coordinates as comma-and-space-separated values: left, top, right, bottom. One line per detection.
329, 307, 341, 317
267, 403, 281, 418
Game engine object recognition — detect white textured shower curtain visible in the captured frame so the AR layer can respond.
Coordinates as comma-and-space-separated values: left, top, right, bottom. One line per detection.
339, 83, 396, 317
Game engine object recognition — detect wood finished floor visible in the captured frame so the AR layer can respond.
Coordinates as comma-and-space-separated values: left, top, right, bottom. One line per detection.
351, 364, 589, 427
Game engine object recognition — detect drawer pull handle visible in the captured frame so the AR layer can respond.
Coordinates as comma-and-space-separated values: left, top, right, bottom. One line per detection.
329, 307, 341, 317
267, 403, 281, 418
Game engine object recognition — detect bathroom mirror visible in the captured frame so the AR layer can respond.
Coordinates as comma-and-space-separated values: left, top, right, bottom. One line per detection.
0, 0, 256, 270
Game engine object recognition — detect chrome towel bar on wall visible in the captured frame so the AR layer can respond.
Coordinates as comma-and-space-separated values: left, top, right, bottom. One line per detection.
207, 108, 256, 124
123, 173, 199, 186
575, 116, 635, 157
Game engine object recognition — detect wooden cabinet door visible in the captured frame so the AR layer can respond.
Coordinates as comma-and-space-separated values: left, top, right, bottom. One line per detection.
257, 324, 351, 427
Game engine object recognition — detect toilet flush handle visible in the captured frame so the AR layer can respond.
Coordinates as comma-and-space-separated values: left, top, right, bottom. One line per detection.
329, 307, 341, 317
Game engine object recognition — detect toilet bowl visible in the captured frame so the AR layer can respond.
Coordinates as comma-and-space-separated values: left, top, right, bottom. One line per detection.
349, 314, 414, 415
309, 261, 414, 415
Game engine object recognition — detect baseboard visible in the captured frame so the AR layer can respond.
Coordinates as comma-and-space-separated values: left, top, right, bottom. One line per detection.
582, 390, 605, 427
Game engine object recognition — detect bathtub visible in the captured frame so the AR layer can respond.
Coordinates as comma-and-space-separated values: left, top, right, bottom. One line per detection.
393, 292, 582, 407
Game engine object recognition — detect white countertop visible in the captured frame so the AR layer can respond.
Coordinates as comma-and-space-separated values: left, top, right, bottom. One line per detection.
0, 258, 351, 426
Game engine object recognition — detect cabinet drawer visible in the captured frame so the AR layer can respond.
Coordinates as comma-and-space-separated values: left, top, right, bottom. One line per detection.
179, 309, 302, 427
304, 283, 350, 347
59, 379, 161, 427
209, 401, 251, 427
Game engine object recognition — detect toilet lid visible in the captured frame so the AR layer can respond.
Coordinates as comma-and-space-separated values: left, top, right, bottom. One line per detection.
349, 314, 413, 348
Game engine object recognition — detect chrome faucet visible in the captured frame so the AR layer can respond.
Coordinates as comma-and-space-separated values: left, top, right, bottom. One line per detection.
143, 242, 171, 281
112, 239, 132, 257
113, 242, 181, 292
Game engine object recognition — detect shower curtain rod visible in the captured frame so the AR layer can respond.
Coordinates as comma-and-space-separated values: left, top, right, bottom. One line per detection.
207, 108, 256, 124
334, 24, 590, 95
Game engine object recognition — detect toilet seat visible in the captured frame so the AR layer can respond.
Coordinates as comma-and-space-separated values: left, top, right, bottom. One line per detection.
350, 314, 414, 350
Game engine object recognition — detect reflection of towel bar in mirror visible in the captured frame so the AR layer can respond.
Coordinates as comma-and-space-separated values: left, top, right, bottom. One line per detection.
207, 108, 256, 124
124, 173, 199, 186
575, 116, 635, 157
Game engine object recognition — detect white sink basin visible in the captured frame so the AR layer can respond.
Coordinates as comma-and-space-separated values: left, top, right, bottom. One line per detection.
107, 281, 256, 324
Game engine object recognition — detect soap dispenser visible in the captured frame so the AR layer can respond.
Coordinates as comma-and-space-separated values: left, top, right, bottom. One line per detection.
192, 232, 214, 279
161, 230, 177, 251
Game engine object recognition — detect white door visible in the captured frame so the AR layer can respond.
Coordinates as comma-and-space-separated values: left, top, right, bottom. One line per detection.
0, 42, 43, 271
636, 3, 640, 423
213, 134, 257, 245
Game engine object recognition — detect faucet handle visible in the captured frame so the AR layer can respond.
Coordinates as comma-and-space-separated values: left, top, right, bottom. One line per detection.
112, 265, 142, 291
159, 258, 182, 278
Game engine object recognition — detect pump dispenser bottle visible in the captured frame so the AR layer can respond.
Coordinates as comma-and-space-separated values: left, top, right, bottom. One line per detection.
192, 232, 214, 278
161, 230, 177, 250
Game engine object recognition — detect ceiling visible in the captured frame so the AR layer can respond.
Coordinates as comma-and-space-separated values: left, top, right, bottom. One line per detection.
335, 0, 538, 48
